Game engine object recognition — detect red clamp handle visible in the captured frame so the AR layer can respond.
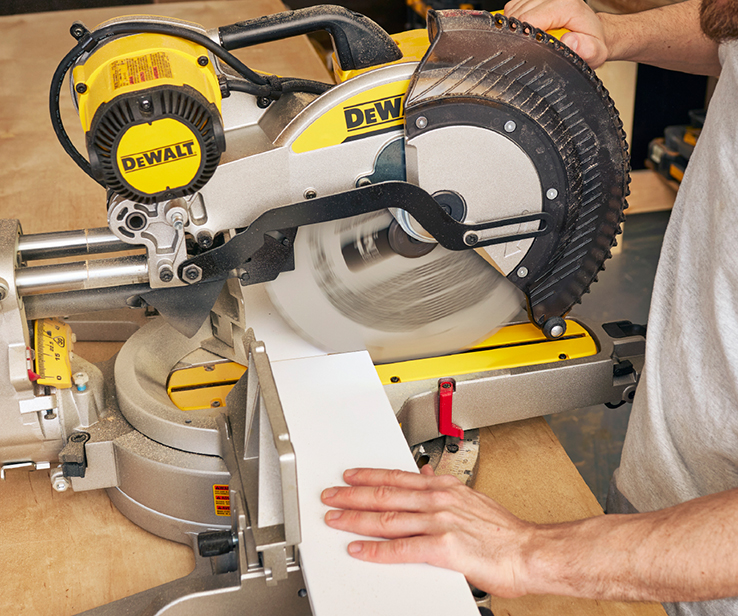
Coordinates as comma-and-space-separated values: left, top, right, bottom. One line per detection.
438, 379, 464, 439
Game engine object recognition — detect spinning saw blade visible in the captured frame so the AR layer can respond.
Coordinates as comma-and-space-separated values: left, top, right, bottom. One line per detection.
267, 210, 524, 363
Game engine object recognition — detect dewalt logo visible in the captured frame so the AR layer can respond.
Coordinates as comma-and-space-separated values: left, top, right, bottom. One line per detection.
343, 94, 404, 133
121, 140, 197, 173
291, 80, 410, 154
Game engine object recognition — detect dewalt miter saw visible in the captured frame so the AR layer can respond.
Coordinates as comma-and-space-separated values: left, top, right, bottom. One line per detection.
0, 5, 642, 614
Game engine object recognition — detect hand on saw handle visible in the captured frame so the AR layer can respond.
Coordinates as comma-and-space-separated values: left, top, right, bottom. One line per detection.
321, 466, 534, 598
503, 0, 608, 67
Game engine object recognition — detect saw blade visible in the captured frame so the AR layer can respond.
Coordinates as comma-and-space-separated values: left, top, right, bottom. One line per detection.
266, 210, 523, 363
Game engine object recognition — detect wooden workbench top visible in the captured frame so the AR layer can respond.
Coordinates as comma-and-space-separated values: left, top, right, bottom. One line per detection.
0, 3, 664, 615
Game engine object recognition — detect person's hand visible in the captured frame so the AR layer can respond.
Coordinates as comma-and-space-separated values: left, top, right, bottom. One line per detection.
504, 0, 610, 68
321, 465, 536, 598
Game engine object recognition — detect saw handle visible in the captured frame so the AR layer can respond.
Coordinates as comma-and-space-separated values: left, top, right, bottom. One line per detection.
218, 4, 402, 71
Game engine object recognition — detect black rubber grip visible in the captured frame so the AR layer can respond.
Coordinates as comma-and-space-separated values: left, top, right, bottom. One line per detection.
218, 4, 402, 71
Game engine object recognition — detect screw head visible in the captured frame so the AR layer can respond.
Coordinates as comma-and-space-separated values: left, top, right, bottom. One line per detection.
464, 233, 479, 246
0, 279, 8, 301
415, 115, 428, 129
197, 231, 213, 249
546, 188, 559, 200
516, 266, 528, 278
75, 82, 87, 94
211, 400, 222, 408
159, 267, 174, 283
504, 120, 517, 133
304, 189, 317, 200
197, 55, 209, 66
390, 376, 400, 383
183, 265, 202, 282
53, 478, 70, 492
257, 96, 271, 108
73, 372, 89, 392
446, 443, 460, 454
139, 98, 152, 112
550, 325, 565, 338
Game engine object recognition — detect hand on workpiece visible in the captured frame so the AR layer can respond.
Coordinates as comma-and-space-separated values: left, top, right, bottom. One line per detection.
323, 468, 738, 603
321, 465, 534, 598
504, 0, 609, 68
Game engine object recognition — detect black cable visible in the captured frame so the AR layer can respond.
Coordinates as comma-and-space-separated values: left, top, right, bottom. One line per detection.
226, 76, 332, 97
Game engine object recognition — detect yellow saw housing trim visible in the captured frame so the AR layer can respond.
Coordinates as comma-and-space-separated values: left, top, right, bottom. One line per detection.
291, 79, 410, 153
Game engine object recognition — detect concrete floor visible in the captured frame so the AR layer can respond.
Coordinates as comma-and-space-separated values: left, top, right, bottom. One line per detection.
547, 210, 671, 507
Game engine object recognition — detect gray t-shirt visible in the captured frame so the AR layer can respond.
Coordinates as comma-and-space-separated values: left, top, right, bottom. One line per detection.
613, 40, 738, 615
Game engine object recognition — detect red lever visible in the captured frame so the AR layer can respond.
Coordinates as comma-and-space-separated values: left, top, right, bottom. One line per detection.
438, 379, 464, 439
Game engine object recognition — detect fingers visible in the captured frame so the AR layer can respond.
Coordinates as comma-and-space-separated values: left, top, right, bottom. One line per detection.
504, 0, 608, 67
324, 508, 436, 538
322, 482, 454, 513
342, 467, 440, 489
345, 535, 450, 567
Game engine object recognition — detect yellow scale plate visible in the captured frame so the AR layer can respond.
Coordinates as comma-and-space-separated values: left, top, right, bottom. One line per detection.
168, 362, 247, 411
375, 320, 597, 385
167, 320, 597, 409
34, 318, 73, 389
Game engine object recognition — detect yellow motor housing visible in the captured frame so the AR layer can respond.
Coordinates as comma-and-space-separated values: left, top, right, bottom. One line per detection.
72, 29, 225, 203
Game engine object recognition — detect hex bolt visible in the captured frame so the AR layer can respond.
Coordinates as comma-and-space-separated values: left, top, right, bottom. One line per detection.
159, 267, 174, 283
415, 116, 428, 129
51, 467, 70, 493
546, 188, 559, 200
197, 55, 209, 66
183, 265, 202, 282
75, 82, 87, 94
73, 371, 89, 392
464, 233, 479, 246
304, 189, 317, 200
504, 120, 517, 133
517, 266, 528, 278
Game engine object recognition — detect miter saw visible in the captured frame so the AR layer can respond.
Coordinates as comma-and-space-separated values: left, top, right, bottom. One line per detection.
0, 5, 644, 614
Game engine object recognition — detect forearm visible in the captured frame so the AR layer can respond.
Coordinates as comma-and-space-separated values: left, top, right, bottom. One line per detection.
600, 0, 721, 75
524, 488, 738, 602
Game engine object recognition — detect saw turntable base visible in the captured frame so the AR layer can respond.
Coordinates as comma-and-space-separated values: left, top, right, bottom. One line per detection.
0, 415, 666, 616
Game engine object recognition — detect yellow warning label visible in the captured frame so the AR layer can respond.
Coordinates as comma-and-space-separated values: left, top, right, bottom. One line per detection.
213, 484, 231, 517
111, 52, 173, 90
34, 318, 73, 389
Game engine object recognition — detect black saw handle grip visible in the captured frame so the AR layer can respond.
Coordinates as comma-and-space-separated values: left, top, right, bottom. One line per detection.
218, 4, 402, 71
